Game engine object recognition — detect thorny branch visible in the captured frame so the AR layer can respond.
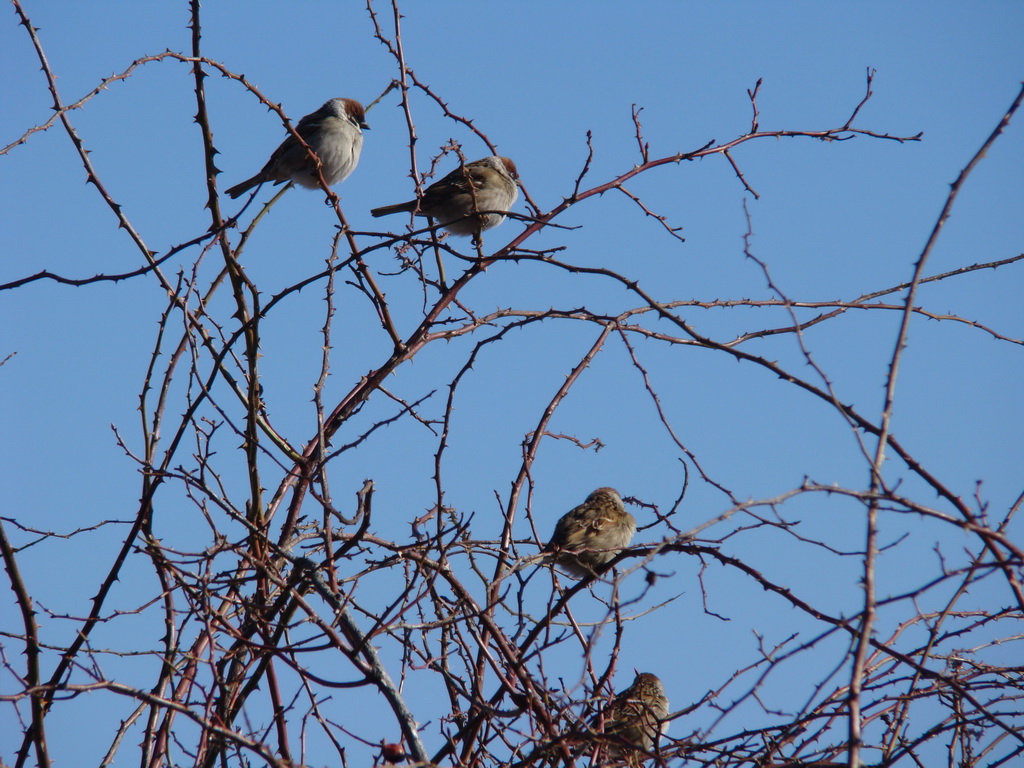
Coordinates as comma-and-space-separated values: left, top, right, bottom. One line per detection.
2, 3, 1021, 768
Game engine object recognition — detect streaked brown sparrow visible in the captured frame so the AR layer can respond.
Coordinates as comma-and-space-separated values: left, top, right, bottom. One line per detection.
226, 97, 369, 199
543, 487, 636, 578
370, 155, 519, 236
589, 672, 669, 765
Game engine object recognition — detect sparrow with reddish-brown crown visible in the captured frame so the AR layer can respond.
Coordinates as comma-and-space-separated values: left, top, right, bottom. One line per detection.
226, 97, 369, 199
370, 155, 519, 237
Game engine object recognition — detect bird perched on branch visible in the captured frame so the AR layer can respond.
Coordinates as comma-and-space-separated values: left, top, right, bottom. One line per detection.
509, 671, 667, 768
370, 155, 519, 237
226, 97, 369, 199
543, 487, 636, 578
588, 672, 669, 766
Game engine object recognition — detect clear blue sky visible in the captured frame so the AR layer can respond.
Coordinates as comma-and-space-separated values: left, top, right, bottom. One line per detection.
2, 2, 1021, 766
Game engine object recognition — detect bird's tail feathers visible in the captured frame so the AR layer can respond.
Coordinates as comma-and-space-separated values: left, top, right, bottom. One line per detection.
370, 201, 417, 218
226, 177, 261, 199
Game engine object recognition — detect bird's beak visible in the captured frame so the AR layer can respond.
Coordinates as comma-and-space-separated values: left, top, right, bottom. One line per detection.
361, 120, 371, 130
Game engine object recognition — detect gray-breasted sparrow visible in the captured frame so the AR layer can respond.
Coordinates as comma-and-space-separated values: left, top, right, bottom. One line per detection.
543, 487, 636, 578
226, 97, 369, 199
370, 155, 519, 236
589, 672, 669, 766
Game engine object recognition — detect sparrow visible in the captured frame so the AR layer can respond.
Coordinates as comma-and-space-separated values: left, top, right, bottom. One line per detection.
370, 155, 519, 236
543, 487, 636, 578
226, 97, 369, 199
589, 672, 669, 766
